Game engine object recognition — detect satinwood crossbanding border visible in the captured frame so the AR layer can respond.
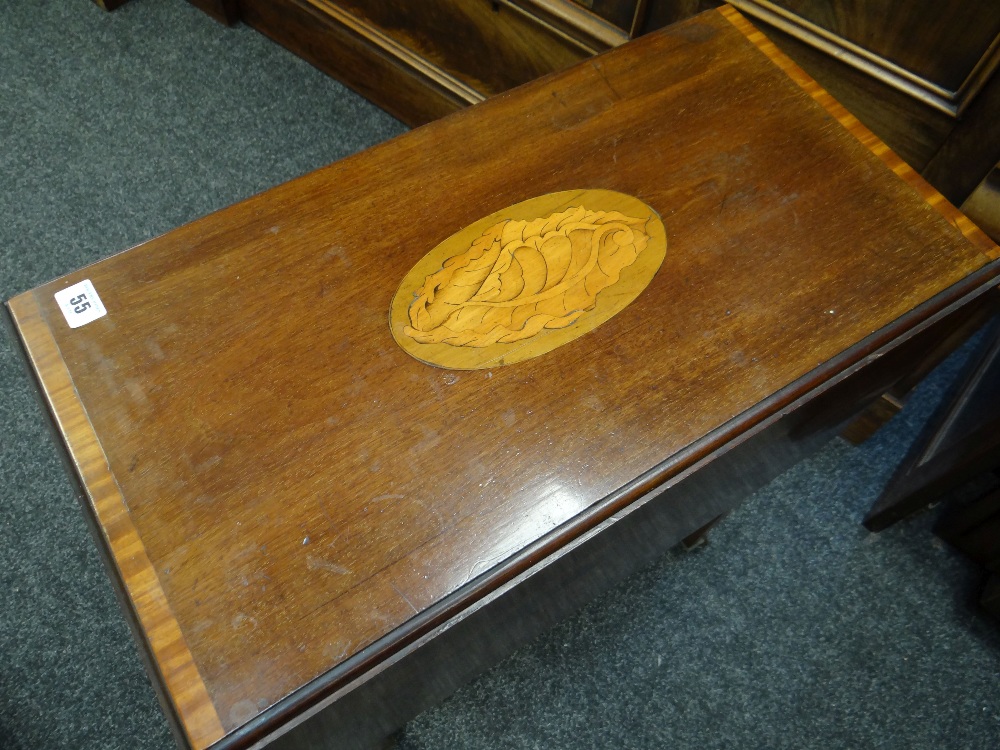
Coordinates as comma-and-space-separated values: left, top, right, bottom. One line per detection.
720, 5, 1000, 263
6, 292, 226, 750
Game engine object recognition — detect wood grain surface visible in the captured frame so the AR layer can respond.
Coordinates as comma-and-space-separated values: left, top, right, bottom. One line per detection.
725, 0, 1000, 205
5, 296, 226, 750
7, 8, 1000, 748
501, 0, 630, 49
329, 0, 592, 93
719, 6, 999, 258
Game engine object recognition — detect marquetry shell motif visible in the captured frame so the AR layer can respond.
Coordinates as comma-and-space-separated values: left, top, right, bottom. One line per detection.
390, 190, 667, 370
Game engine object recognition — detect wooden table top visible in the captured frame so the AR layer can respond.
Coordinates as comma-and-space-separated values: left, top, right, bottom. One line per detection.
7, 7, 999, 749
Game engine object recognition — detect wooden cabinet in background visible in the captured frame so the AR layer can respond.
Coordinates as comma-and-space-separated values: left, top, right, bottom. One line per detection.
226, 1, 999, 204
178, 0, 1000, 207
728, 0, 1000, 206
237, 0, 629, 124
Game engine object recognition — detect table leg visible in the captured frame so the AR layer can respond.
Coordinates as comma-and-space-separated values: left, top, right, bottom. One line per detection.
865, 315, 1000, 531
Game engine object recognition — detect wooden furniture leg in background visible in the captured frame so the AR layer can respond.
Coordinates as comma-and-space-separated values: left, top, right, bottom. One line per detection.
934, 484, 1000, 622
864, 314, 1000, 532
982, 573, 1000, 621
840, 290, 1000, 445
681, 514, 727, 551
864, 314, 1000, 622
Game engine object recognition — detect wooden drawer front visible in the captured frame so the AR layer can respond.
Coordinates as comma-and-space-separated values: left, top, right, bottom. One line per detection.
337, 0, 593, 95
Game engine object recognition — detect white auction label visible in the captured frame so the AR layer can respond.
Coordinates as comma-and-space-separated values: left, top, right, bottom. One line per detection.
54, 279, 107, 328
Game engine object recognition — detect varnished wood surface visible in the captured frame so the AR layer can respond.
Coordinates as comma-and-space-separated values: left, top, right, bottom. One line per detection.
506, 0, 630, 49
728, 1, 1000, 203
4, 298, 226, 750
333, 0, 591, 93
265, 281, 1000, 749
744, 18, 953, 173
720, 7, 997, 258
238, 0, 631, 126
8, 8, 1000, 748
236, 0, 1000, 203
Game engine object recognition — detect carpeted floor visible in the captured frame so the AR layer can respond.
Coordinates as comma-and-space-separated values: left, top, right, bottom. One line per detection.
2, 2, 998, 749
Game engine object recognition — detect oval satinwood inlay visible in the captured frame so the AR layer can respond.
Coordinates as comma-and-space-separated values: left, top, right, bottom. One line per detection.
389, 189, 667, 370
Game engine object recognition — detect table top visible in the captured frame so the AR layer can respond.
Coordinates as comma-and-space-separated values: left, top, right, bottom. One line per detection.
7, 7, 998, 749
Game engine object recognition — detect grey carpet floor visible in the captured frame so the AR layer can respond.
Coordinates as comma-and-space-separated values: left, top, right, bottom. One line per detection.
2, 2, 999, 749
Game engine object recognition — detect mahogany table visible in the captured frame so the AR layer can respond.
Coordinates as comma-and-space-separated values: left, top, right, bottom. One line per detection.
6, 7, 999, 749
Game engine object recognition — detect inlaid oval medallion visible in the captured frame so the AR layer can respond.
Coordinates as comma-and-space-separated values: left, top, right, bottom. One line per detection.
389, 189, 667, 370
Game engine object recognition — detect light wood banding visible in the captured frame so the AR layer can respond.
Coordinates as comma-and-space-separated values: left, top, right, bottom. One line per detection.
720, 5, 1000, 262
6, 292, 226, 750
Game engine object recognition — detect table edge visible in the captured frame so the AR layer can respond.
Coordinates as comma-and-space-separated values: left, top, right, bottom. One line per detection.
4, 292, 227, 750
221, 256, 1000, 749
719, 4, 999, 261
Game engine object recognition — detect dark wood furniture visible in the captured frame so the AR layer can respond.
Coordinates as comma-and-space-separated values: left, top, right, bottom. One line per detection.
866, 315, 1000, 532
207, 2, 1000, 373
218, 1, 1000, 205
236, 0, 629, 125
98, 0, 997, 209
938, 487, 1000, 621
728, 2, 1000, 204
863, 303, 1000, 621
94, 0, 991, 233
963, 160, 1000, 243
7, 9, 1000, 749
866, 314, 1000, 620
224, 0, 725, 126
188, 0, 241, 25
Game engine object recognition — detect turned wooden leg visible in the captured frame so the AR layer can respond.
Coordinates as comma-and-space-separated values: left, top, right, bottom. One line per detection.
865, 316, 1000, 531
